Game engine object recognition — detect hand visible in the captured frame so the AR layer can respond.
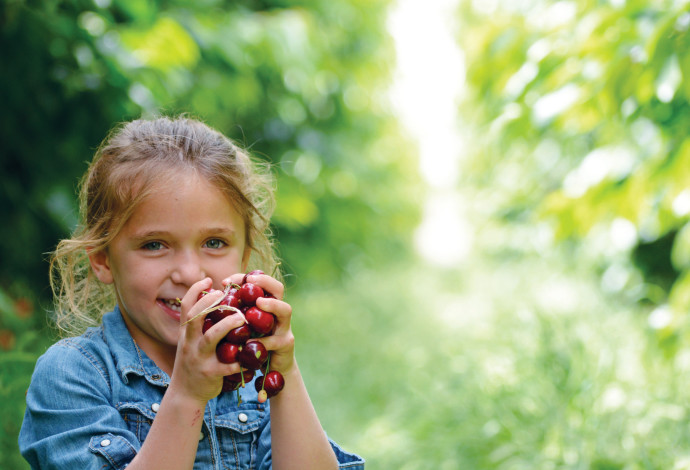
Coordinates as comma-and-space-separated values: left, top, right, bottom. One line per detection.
170, 278, 247, 404
223, 273, 296, 375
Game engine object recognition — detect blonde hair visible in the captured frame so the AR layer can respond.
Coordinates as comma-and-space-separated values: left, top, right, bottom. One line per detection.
50, 116, 278, 337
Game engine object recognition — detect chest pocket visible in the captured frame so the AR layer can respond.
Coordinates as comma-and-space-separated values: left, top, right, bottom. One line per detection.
117, 402, 157, 444
215, 405, 266, 470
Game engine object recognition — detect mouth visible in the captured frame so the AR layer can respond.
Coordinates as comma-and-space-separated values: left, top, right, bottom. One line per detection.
159, 298, 182, 315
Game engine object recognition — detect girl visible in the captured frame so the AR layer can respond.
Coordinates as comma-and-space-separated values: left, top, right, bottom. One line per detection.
18, 116, 364, 470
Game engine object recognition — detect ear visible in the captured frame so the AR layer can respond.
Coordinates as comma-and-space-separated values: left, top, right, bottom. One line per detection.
88, 249, 114, 284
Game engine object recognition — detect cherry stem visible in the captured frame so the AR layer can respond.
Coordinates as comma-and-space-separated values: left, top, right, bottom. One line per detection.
261, 353, 271, 391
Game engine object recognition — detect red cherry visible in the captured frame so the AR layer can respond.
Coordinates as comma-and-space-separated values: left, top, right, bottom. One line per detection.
265, 370, 285, 397
255, 370, 285, 399
220, 289, 241, 309
242, 270, 265, 285
245, 306, 276, 336
224, 324, 252, 344
216, 342, 240, 364
208, 307, 234, 324
239, 283, 264, 307
202, 317, 214, 334
221, 376, 240, 393
221, 369, 255, 392
237, 341, 268, 370
227, 368, 255, 383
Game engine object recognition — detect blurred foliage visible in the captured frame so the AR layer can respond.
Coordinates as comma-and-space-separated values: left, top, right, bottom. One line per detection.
297, 251, 690, 469
456, 0, 690, 314
0, 0, 421, 467
0, 288, 52, 470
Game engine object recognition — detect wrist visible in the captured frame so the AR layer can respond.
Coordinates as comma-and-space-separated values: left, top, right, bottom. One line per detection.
166, 377, 212, 411
269, 360, 303, 398
280, 360, 300, 381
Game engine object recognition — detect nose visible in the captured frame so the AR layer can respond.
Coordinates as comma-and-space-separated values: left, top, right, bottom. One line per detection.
170, 250, 206, 286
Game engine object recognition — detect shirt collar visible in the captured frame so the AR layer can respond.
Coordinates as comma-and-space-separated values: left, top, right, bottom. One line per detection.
102, 306, 170, 387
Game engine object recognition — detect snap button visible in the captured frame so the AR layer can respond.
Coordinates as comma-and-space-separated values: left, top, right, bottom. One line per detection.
199, 431, 204, 441
100, 439, 111, 447
238, 412, 248, 423
151, 403, 160, 412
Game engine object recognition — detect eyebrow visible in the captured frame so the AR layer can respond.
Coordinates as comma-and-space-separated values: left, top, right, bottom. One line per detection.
200, 227, 239, 241
130, 228, 238, 242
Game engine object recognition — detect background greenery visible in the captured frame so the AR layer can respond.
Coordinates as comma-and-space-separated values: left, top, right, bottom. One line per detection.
3, 0, 690, 468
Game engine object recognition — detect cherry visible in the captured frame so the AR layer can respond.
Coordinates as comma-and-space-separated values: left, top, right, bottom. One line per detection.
219, 289, 241, 309
237, 341, 268, 370
202, 317, 214, 334
216, 342, 240, 364
221, 376, 239, 393
208, 307, 234, 324
221, 369, 255, 392
226, 369, 255, 384
239, 283, 264, 307
199, 270, 285, 401
255, 370, 285, 402
224, 324, 252, 345
245, 306, 276, 336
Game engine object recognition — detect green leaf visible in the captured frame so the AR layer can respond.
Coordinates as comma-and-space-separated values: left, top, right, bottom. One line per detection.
120, 17, 200, 71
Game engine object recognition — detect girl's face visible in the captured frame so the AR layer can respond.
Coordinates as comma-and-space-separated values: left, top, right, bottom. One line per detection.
89, 171, 249, 363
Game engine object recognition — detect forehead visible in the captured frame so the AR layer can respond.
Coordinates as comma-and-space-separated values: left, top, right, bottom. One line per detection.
122, 171, 245, 237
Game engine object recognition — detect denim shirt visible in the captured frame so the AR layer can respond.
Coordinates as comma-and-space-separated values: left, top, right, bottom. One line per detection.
19, 307, 364, 469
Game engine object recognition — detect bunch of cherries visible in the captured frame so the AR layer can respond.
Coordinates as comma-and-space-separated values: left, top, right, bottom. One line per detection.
198, 270, 285, 403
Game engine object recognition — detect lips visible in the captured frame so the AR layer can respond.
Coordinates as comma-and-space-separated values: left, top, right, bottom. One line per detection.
158, 298, 182, 320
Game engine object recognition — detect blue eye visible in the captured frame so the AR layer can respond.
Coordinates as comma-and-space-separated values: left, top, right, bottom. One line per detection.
205, 239, 226, 249
142, 241, 163, 251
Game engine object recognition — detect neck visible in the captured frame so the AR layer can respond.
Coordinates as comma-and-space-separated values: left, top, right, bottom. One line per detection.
118, 308, 177, 376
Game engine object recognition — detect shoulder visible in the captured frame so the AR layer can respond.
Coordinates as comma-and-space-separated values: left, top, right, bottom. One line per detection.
33, 325, 113, 386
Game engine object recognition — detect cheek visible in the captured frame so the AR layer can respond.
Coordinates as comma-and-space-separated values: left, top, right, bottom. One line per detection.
111, 259, 159, 293
207, 254, 244, 280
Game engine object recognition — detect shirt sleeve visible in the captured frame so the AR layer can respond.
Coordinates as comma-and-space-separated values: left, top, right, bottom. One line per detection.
19, 341, 140, 470
256, 411, 365, 469
328, 438, 366, 469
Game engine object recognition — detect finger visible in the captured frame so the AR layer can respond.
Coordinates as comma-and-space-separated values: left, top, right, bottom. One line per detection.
201, 313, 247, 350
182, 287, 224, 336
253, 331, 295, 356
245, 274, 284, 300
180, 277, 213, 319
194, 359, 244, 381
222, 273, 245, 287
217, 362, 243, 377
